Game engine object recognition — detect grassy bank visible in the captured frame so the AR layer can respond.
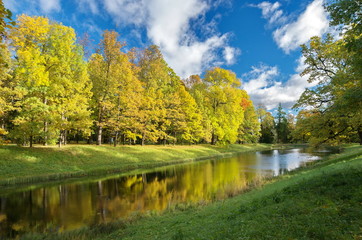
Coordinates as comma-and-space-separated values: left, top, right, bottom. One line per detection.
22, 144, 362, 240
0, 143, 271, 186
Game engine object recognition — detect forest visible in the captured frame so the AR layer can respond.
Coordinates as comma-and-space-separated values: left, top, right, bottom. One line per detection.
0, 0, 361, 147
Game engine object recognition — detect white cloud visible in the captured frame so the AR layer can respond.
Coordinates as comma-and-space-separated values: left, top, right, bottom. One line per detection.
103, 0, 147, 26
244, 0, 329, 109
256, 0, 329, 54
103, 0, 237, 78
256, 1, 286, 26
273, 0, 329, 53
242, 57, 317, 110
39, 0, 61, 13
223, 46, 240, 65
78, 0, 99, 15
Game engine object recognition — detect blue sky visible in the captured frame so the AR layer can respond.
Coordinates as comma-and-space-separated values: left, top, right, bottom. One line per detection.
4, 0, 334, 111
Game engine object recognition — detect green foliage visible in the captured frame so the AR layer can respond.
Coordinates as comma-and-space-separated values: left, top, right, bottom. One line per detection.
293, 1, 362, 146
189, 67, 251, 145
1, 15, 260, 146
294, 34, 361, 145
257, 106, 275, 143
88, 30, 144, 146
9, 15, 92, 146
238, 91, 261, 143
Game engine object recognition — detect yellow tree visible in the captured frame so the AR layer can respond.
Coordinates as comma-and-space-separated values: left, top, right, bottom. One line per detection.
202, 67, 245, 144
0, 0, 15, 138
10, 15, 92, 147
238, 90, 260, 143
89, 30, 144, 146
137, 45, 203, 145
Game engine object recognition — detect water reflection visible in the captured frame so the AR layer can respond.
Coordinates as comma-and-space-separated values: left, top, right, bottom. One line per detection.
0, 148, 331, 237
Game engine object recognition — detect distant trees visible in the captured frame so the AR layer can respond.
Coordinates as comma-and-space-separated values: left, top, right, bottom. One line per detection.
0, 14, 261, 147
257, 106, 275, 143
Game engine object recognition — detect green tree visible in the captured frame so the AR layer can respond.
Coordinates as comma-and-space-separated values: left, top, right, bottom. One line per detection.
202, 67, 245, 144
10, 15, 92, 147
294, 33, 361, 145
89, 31, 144, 145
137, 45, 203, 145
257, 106, 275, 143
275, 103, 288, 143
0, 0, 15, 138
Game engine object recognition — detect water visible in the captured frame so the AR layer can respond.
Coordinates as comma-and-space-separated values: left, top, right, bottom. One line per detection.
0, 148, 333, 237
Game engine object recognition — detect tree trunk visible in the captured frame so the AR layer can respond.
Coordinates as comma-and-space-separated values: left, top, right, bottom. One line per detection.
29, 135, 33, 148
114, 131, 118, 147
43, 98, 48, 146
58, 131, 62, 148
64, 130, 67, 145
141, 133, 145, 146
43, 121, 48, 146
211, 132, 216, 145
97, 126, 102, 145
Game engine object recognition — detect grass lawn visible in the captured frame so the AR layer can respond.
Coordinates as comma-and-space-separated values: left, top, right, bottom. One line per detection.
0, 143, 271, 186
20, 144, 362, 240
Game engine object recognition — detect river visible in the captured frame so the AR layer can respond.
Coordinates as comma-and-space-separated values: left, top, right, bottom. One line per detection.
0, 147, 333, 237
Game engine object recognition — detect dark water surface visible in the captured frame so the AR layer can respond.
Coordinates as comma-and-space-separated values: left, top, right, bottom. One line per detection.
0, 148, 334, 237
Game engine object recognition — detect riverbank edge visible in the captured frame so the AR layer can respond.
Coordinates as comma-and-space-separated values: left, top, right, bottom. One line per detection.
0, 144, 276, 187
20, 144, 362, 240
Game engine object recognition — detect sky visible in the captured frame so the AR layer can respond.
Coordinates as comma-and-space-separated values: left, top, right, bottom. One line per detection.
4, 0, 335, 112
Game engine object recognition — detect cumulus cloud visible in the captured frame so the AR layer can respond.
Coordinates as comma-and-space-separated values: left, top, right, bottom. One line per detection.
78, 0, 99, 15
256, 1, 286, 26
39, 0, 61, 13
103, 0, 147, 26
241, 0, 330, 109
103, 0, 237, 78
256, 0, 329, 53
242, 57, 317, 110
223, 46, 240, 65
273, 0, 329, 53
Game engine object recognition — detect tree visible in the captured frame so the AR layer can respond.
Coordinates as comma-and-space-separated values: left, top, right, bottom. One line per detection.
137, 45, 203, 145
89, 30, 144, 146
202, 67, 245, 144
10, 15, 92, 146
257, 106, 275, 143
294, 33, 361, 145
275, 103, 288, 143
238, 90, 260, 143
0, 0, 14, 138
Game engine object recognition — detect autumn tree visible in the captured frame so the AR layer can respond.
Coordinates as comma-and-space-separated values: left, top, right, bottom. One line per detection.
238, 90, 260, 143
0, 0, 14, 138
294, 33, 361, 145
10, 15, 92, 147
137, 45, 203, 145
200, 67, 245, 144
89, 30, 144, 146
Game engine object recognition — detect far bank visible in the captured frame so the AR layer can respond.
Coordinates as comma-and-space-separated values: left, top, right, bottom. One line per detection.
0, 143, 272, 186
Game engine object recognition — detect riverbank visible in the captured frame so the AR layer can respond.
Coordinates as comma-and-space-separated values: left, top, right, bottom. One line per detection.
0, 143, 272, 186
22, 144, 362, 240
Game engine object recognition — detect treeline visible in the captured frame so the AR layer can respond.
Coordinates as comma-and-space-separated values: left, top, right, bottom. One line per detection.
0, 14, 261, 147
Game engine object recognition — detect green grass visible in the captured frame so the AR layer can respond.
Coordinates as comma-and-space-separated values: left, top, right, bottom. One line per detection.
21, 144, 362, 240
0, 143, 271, 186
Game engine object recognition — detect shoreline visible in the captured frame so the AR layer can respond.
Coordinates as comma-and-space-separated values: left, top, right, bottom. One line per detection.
16, 144, 362, 240
0, 143, 273, 187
